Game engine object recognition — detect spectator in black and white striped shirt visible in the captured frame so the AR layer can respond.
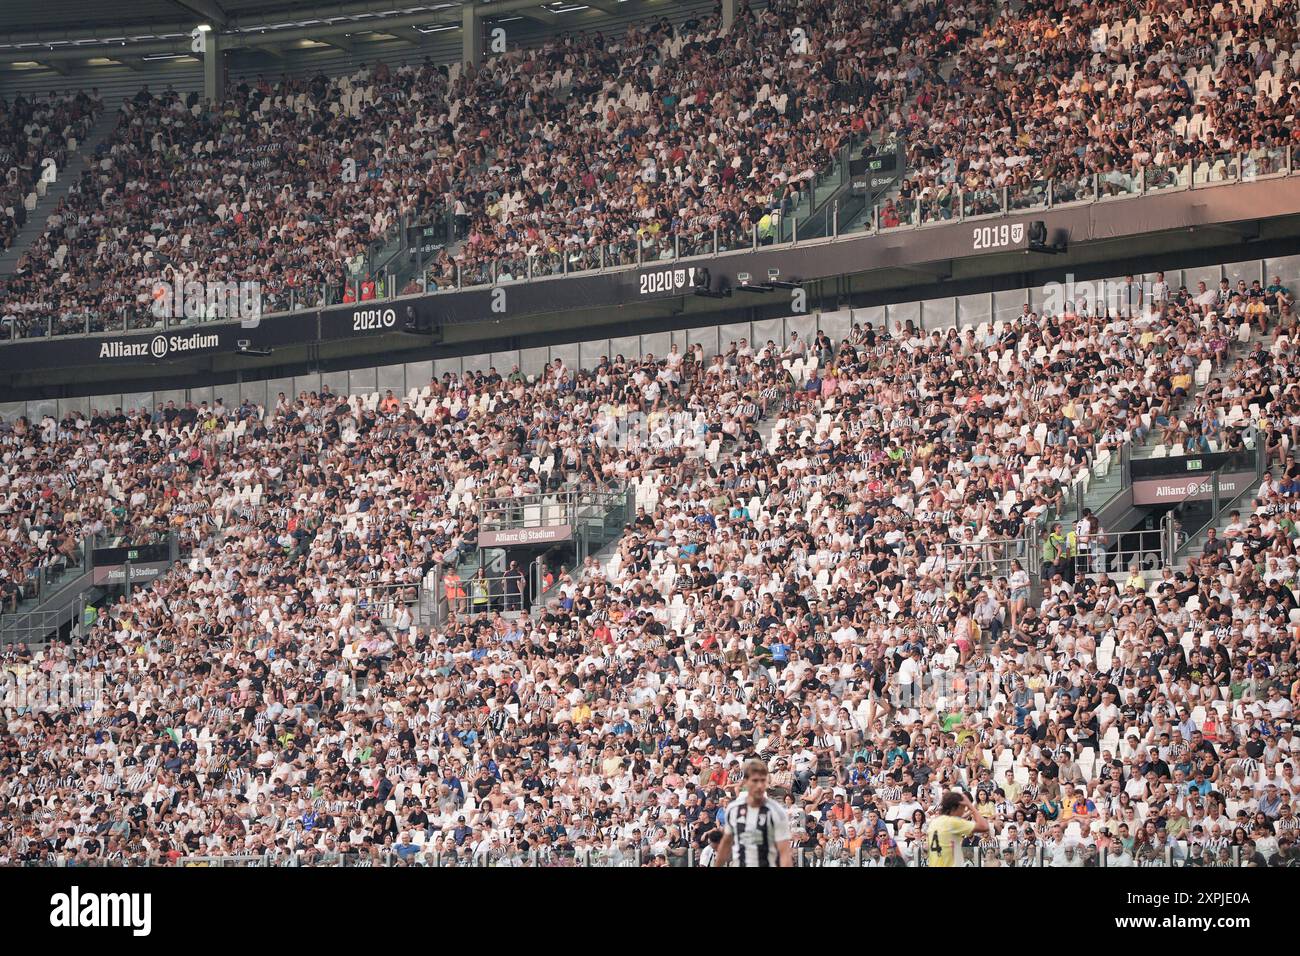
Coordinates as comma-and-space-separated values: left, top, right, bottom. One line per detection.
714, 758, 792, 868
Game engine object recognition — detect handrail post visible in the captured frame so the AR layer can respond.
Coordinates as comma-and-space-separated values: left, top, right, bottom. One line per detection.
1170, 510, 1179, 566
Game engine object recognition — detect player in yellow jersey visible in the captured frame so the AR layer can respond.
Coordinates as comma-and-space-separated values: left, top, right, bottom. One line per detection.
926, 790, 988, 867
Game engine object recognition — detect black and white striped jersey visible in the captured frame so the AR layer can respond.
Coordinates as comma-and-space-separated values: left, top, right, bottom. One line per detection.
723, 795, 791, 867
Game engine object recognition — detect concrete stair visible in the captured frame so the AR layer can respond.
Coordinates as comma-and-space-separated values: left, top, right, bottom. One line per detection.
0, 109, 119, 277
1070, 325, 1262, 525
1175, 467, 1276, 566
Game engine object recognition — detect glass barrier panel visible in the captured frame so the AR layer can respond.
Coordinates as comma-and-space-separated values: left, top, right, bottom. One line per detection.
1098, 169, 1141, 198
918, 189, 958, 224
1008, 178, 1050, 211
460, 259, 493, 287
1243, 146, 1286, 180
532, 251, 564, 278
1143, 161, 1183, 192
962, 187, 1002, 218
879, 197, 917, 230
424, 262, 457, 291
1193, 151, 1240, 186
605, 240, 638, 268
718, 223, 754, 253
1052, 174, 1096, 204
643, 231, 675, 261
566, 245, 601, 274
496, 255, 529, 283
677, 230, 714, 259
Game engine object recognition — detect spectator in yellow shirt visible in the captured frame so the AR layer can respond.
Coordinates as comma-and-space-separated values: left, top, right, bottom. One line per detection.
1245, 296, 1269, 333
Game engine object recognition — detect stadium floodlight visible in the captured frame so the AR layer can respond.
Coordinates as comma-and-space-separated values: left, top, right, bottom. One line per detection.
734, 271, 774, 293
402, 306, 441, 337
690, 267, 731, 298
1027, 220, 1067, 254
233, 341, 273, 356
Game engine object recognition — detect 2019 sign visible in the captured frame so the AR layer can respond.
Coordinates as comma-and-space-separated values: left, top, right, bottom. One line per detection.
971, 223, 1025, 251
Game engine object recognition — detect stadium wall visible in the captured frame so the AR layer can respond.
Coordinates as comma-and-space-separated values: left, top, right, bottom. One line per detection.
3, 249, 1298, 427
5, 174, 1300, 399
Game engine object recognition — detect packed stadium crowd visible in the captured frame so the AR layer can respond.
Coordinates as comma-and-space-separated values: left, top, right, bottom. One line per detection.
0, 89, 102, 255
1, 266, 1299, 865
895, 0, 1300, 220
5, 0, 1300, 338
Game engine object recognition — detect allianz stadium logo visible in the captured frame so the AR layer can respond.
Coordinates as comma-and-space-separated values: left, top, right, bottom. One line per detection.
98, 332, 221, 360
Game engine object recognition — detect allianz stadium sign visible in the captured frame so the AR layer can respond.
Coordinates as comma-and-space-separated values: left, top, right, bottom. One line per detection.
1131, 472, 1258, 506
477, 525, 573, 548
98, 332, 220, 361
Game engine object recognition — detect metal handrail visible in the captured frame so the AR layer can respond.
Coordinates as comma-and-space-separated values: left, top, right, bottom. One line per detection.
476, 487, 629, 533
1037, 526, 1171, 580
345, 581, 426, 627
19, 839, 1239, 868
1, 530, 181, 644
443, 570, 532, 617
1171, 442, 1268, 561
4, 146, 1292, 345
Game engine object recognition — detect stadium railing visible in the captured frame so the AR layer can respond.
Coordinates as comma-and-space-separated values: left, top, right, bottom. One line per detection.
20, 843, 1248, 868
7, 145, 1293, 342
7, 251, 1297, 432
